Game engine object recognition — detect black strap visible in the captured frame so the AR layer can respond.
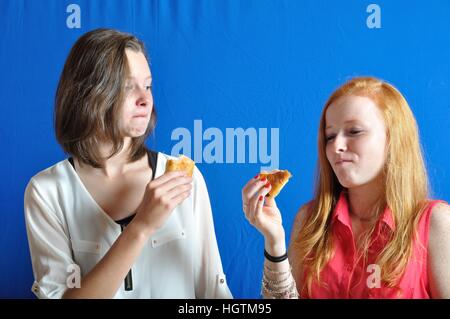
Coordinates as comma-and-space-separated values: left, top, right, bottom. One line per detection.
147, 149, 158, 180
68, 157, 75, 168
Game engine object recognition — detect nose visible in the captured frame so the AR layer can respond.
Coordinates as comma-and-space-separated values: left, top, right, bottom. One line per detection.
332, 134, 347, 153
135, 87, 152, 108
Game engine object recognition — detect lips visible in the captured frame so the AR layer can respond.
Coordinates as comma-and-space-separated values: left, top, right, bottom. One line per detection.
133, 113, 148, 118
335, 159, 353, 165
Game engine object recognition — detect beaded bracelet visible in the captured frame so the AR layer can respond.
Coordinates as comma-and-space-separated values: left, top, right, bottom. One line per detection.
261, 277, 299, 299
264, 264, 292, 276
262, 272, 291, 285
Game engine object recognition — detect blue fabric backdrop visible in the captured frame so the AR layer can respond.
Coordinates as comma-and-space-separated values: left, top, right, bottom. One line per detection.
0, 0, 449, 298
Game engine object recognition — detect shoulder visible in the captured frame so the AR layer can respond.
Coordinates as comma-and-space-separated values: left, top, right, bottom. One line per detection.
294, 201, 314, 228
290, 200, 314, 239
428, 201, 450, 298
25, 159, 73, 197
24, 160, 72, 223
429, 201, 450, 237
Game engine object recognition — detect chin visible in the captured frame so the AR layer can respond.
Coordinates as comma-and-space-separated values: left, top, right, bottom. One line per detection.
127, 126, 149, 137
123, 131, 146, 139
131, 132, 147, 138
336, 176, 360, 189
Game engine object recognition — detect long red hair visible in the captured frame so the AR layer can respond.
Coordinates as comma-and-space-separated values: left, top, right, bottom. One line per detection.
290, 77, 429, 295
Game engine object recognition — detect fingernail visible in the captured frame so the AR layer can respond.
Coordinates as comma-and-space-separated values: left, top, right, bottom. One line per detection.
260, 177, 267, 182
254, 174, 259, 179
264, 182, 271, 188
259, 195, 263, 201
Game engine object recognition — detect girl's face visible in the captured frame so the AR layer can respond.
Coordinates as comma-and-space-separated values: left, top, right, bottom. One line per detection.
119, 49, 153, 138
325, 95, 387, 189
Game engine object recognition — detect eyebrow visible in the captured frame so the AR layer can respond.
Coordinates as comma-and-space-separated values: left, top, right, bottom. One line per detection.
325, 120, 362, 130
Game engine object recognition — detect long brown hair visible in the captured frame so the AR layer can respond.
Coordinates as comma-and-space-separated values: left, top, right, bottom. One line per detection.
291, 77, 430, 295
55, 28, 156, 168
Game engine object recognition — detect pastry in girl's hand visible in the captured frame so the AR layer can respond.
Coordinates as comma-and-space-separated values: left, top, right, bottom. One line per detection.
259, 170, 292, 197
165, 155, 195, 177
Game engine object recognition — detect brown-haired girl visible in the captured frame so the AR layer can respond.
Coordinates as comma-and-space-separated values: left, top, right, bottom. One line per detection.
24, 29, 232, 299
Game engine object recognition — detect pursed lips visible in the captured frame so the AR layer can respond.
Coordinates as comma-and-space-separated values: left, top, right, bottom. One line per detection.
335, 159, 353, 165
133, 113, 148, 118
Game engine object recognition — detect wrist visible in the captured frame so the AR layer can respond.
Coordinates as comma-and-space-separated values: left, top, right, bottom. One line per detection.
264, 238, 286, 258
264, 249, 288, 263
127, 219, 155, 240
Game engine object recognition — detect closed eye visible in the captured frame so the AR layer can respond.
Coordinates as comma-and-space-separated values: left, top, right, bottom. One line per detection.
349, 129, 363, 135
325, 135, 336, 142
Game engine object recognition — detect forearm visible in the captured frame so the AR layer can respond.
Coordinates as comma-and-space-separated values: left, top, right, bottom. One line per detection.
63, 222, 153, 298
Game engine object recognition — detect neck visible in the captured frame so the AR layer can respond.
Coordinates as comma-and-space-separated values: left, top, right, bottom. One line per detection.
347, 177, 384, 222
77, 138, 136, 178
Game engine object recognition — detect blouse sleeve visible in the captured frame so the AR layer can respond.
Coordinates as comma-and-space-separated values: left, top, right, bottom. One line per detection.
191, 167, 233, 299
24, 178, 74, 299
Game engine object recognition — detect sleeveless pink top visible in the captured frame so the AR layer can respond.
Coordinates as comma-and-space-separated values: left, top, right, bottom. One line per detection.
302, 192, 445, 299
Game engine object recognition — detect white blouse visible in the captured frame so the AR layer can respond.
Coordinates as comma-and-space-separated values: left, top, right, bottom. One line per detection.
24, 152, 232, 299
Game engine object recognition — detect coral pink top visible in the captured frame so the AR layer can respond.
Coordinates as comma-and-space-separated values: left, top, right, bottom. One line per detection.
302, 192, 445, 299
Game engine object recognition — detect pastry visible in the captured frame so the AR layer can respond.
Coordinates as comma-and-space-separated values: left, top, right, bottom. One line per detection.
259, 170, 292, 197
165, 155, 195, 177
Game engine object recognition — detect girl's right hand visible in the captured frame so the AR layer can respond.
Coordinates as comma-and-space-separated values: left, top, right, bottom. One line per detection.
132, 171, 193, 236
242, 174, 286, 246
